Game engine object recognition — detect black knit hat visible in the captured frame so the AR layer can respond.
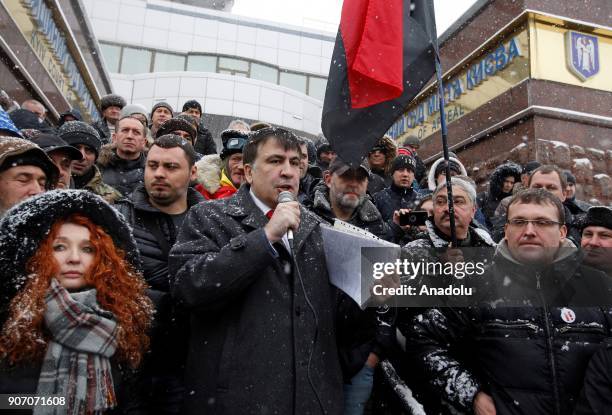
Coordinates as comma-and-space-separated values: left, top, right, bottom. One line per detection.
220, 129, 250, 160
100, 94, 126, 112
563, 170, 577, 185
316, 141, 333, 157
151, 101, 174, 117
156, 118, 197, 142
434, 159, 463, 177
0, 190, 142, 312
523, 161, 541, 175
582, 206, 612, 231
182, 99, 202, 114
390, 155, 416, 173
58, 121, 102, 159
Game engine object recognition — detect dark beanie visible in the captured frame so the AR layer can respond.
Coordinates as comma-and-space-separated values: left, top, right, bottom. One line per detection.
563, 170, 576, 184
435, 160, 462, 178
391, 155, 416, 174
523, 161, 541, 175
182, 100, 202, 114
582, 206, 612, 231
58, 121, 102, 159
151, 101, 174, 117
100, 94, 126, 111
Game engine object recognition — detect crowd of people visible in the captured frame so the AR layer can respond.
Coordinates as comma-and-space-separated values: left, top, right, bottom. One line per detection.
0, 91, 611, 415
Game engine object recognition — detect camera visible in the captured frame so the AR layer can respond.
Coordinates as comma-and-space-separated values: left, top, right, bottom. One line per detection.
399, 210, 428, 226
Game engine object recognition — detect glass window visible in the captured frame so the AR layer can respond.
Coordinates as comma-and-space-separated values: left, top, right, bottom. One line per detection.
218, 57, 249, 73
121, 47, 152, 74
251, 63, 278, 84
279, 72, 307, 94
187, 55, 217, 72
154, 52, 185, 72
100, 43, 121, 73
308, 77, 327, 100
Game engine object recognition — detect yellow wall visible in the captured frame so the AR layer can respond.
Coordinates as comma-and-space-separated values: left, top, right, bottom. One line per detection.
531, 19, 612, 91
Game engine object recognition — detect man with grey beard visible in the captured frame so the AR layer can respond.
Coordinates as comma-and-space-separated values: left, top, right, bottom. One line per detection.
310, 158, 391, 240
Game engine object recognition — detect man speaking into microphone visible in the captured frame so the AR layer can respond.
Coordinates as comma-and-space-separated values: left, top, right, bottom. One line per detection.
170, 127, 343, 414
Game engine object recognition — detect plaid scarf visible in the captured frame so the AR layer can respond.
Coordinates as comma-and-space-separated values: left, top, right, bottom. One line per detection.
34, 279, 118, 415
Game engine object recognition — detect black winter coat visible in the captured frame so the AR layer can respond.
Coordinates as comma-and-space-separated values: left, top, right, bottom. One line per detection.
574, 341, 612, 414
169, 185, 343, 414
194, 121, 217, 155
477, 162, 521, 229
91, 119, 112, 145
310, 184, 393, 242
115, 185, 204, 291
373, 183, 420, 223
298, 166, 322, 205
367, 170, 389, 195
97, 149, 146, 197
404, 245, 612, 415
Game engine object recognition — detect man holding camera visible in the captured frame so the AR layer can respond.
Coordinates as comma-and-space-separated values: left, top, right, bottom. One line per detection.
404, 176, 495, 250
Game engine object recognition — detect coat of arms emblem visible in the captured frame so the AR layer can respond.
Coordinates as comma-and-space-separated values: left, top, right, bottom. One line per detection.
565, 31, 600, 81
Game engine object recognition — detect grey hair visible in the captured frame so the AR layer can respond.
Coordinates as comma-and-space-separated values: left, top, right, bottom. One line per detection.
433, 176, 477, 205
227, 119, 251, 131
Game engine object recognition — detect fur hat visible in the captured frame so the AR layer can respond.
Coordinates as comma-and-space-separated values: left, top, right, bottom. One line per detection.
582, 206, 612, 231
58, 121, 102, 159
0, 136, 59, 188
156, 118, 197, 142
0, 190, 142, 312
100, 94, 126, 112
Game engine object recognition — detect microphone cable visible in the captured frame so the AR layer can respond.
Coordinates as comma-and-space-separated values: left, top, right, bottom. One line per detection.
290, 234, 326, 415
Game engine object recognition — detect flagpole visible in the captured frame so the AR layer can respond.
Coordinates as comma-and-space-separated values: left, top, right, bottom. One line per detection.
433, 52, 458, 247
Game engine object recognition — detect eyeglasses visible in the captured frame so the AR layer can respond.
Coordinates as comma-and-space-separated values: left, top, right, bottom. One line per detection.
507, 218, 561, 228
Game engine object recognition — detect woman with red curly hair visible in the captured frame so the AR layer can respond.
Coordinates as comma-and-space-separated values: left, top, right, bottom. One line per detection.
0, 190, 153, 414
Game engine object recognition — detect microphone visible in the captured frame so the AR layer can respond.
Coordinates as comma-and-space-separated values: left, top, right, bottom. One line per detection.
277, 191, 296, 249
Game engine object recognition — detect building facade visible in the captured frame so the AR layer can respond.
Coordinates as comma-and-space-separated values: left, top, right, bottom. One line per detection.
84, 0, 335, 140
0, 0, 113, 122
389, 0, 612, 204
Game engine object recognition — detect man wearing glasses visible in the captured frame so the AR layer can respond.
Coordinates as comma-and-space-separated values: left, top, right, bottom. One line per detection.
404, 188, 612, 415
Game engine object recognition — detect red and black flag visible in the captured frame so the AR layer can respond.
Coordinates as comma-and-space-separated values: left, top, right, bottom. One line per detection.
322, 0, 437, 166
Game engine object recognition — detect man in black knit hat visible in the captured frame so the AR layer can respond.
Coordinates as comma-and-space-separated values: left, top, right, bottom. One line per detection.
181, 99, 217, 155
150, 101, 174, 138
92, 94, 126, 144
58, 121, 122, 203
581, 206, 612, 273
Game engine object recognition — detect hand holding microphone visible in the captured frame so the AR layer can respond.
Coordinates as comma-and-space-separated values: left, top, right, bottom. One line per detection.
264, 191, 300, 247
